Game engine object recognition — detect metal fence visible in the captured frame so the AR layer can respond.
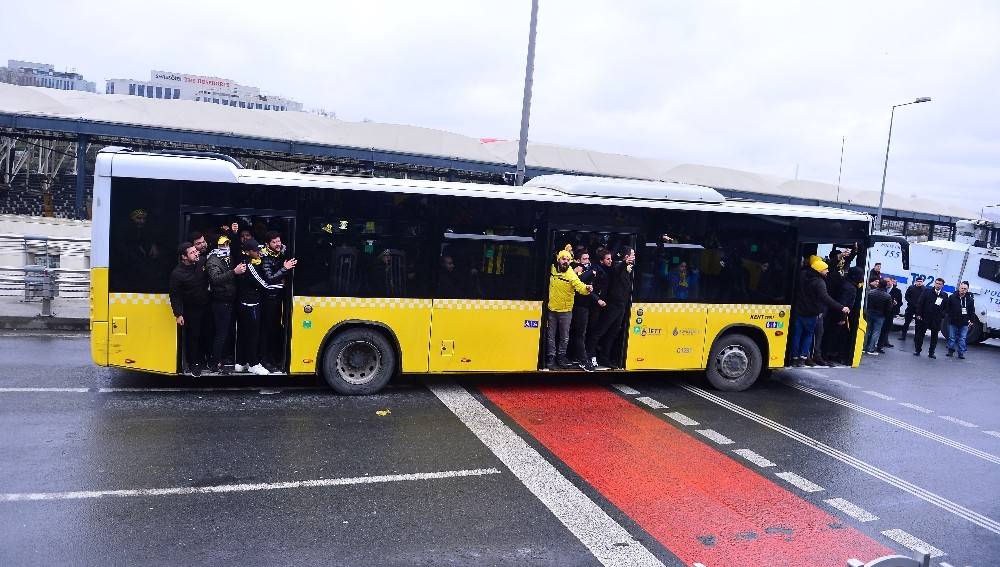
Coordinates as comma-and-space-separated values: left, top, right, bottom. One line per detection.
0, 233, 90, 314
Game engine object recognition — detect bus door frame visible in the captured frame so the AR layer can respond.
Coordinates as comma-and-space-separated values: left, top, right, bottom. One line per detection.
542, 225, 640, 369
181, 207, 297, 373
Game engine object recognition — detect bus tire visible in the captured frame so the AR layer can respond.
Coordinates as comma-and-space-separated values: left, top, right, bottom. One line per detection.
321, 328, 396, 395
705, 333, 762, 392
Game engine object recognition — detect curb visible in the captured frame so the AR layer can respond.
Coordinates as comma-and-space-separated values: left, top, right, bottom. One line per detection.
0, 316, 89, 332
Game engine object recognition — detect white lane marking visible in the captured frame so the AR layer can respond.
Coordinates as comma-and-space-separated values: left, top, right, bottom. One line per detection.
938, 562, 955, 567
938, 415, 979, 428
0, 386, 320, 394
636, 396, 668, 409
985, 431, 1000, 439
799, 369, 827, 378
775, 472, 825, 493
880, 529, 946, 558
731, 449, 776, 468
828, 379, 861, 389
610, 384, 640, 395
680, 384, 1000, 535
862, 390, 895, 401
898, 402, 934, 414
693, 564, 707, 567
429, 382, 664, 567
786, 383, 1000, 466
823, 498, 879, 522
695, 429, 734, 445
664, 412, 699, 426
0, 468, 500, 502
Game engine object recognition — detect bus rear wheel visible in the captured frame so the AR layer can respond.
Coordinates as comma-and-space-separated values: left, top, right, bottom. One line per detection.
321, 328, 396, 395
705, 333, 762, 392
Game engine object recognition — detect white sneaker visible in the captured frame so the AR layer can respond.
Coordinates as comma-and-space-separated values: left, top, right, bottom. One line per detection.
249, 363, 270, 375
234, 363, 248, 373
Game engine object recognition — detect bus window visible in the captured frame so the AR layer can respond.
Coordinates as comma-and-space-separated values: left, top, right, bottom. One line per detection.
108, 179, 179, 293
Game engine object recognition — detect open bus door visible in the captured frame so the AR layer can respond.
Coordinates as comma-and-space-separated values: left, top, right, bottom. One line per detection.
182, 210, 295, 375
542, 228, 638, 370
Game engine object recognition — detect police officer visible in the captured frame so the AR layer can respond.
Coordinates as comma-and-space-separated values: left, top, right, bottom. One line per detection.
913, 277, 948, 358
899, 275, 926, 343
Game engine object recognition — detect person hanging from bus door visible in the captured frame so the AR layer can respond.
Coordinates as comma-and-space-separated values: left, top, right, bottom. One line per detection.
878, 277, 902, 350
583, 248, 612, 370
944, 281, 980, 359
913, 277, 948, 359
568, 250, 601, 371
821, 264, 860, 365
586, 246, 635, 370
899, 275, 926, 343
235, 238, 280, 376
188, 230, 213, 367
206, 235, 246, 374
259, 231, 297, 372
790, 258, 849, 368
545, 248, 592, 371
806, 255, 829, 366
169, 241, 210, 377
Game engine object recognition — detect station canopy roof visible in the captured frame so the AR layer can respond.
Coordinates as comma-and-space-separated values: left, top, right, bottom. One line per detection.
0, 83, 977, 220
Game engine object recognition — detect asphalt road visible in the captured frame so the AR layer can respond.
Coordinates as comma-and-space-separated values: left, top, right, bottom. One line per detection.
0, 332, 997, 566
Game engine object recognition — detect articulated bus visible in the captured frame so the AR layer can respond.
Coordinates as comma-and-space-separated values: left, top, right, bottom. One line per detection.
89, 148, 906, 394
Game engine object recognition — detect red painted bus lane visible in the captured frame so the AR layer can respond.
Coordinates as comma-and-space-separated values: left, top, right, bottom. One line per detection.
479, 383, 895, 566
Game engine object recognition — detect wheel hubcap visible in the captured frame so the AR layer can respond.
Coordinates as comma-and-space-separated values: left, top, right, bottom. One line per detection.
716, 344, 750, 379
336, 340, 382, 385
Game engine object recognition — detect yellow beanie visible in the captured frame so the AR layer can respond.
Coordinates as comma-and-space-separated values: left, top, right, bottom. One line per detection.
811, 258, 829, 272
556, 250, 574, 261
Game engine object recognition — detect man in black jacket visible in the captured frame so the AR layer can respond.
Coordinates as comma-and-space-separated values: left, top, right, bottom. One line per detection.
205, 235, 246, 373
235, 239, 286, 375
877, 277, 902, 350
863, 279, 893, 355
899, 275, 926, 342
791, 258, 849, 367
569, 251, 604, 370
913, 277, 948, 358
169, 242, 210, 376
944, 281, 981, 359
259, 231, 297, 371
586, 247, 635, 369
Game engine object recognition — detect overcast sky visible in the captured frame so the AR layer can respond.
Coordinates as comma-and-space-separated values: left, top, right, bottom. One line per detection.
4, 1, 999, 217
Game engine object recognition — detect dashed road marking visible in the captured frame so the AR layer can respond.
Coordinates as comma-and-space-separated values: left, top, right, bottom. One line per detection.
695, 429, 734, 445
880, 529, 945, 558
828, 379, 861, 389
429, 382, 664, 567
985, 430, 1000, 439
610, 384, 640, 395
636, 396, 668, 409
664, 411, 699, 426
800, 369, 827, 378
731, 449, 776, 468
823, 498, 879, 522
680, 384, 1000, 535
785, 382, 1000, 465
898, 402, 935, 414
938, 415, 979, 428
0, 468, 500, 502
775, 472, 824, 493
862, 390, 895, 401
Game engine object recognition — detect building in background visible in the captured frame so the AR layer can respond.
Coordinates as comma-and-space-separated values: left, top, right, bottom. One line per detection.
0, 60, 96, 92
105, 70, 302, 111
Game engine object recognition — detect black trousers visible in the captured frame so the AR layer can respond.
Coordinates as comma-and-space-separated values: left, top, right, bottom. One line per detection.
260, 297, 283, 367
237, 303, 261, 367
569, 304, 591, 362
586, 302, 627, 363
899, 311, 916, 340
878, 312, 896, 347
913, 319, 941, 355
181, 304, 208, 370
211, 301, 234, 366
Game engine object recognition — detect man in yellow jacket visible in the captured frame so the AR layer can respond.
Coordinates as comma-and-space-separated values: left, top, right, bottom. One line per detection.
546, 249, 592, 370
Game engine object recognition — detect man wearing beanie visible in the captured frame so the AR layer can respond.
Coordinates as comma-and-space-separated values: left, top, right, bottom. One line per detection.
545, 248, 592, 370
206, 235, 246, 373
791, 257, 850, 367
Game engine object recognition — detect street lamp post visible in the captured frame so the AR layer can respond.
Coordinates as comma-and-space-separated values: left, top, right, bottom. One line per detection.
514, 0, 540, 186
876, 97, 931, 230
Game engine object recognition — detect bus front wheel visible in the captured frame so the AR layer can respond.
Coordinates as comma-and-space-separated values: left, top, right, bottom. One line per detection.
705, 333, 762, 392
321, 328, 397, 395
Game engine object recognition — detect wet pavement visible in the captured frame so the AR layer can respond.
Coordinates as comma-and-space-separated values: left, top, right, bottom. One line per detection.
0, 332, 997, 566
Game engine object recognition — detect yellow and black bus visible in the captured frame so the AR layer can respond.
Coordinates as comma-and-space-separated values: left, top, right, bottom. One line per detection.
89, 148, 905, 394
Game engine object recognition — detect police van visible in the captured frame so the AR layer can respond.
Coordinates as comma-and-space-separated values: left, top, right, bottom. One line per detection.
874, 220, 1000, 344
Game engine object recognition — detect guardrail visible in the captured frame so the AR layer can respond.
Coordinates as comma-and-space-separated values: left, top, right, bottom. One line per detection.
0, 233, 91, 315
